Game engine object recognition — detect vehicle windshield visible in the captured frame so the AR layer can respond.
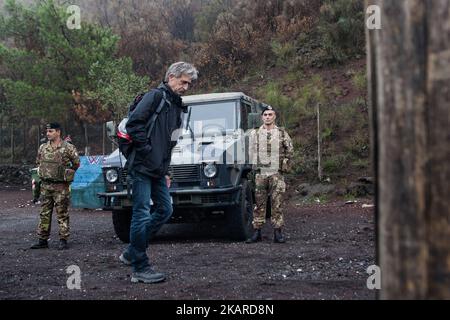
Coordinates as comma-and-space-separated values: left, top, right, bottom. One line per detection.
182, 101, 237, 137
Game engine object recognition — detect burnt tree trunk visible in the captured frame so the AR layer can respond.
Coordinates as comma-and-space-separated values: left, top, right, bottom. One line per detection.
10, 125, 14, 164
23, 119, 27, 160
367, 0, 450, 299
0, 116, 3, 163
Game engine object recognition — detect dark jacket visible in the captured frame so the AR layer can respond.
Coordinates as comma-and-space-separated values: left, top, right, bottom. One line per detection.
126, 82, 185, 178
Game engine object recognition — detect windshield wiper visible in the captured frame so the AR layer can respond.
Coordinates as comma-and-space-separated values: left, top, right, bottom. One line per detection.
185, 107, 194, 140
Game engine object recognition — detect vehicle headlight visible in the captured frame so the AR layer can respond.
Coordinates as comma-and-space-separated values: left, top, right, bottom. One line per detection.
106, 169, 119, 183
203, 164, 217, 178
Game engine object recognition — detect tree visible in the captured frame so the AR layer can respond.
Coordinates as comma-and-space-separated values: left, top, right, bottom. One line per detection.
102, 0, 184, 81
367, 0, 450, 299
319, 0, 365, 63
85, 58, 149, 121
194, 0, 233, 42
0, 0, 148, 154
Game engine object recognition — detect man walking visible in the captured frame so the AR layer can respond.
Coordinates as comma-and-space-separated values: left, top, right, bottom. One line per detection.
246, 106, 294, 244
31, 123, 80, 250
120, 62, 198, 284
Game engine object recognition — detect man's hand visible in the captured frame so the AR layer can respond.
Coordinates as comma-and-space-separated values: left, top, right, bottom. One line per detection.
165, 175, 171, 188
64, 168, 76, 182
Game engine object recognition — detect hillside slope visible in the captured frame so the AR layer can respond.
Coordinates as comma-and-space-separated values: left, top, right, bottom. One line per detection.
229, 57, 371, 200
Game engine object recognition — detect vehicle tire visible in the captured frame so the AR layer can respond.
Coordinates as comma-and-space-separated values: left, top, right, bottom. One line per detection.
112, 209, 132, 243
226, 179, 254, 241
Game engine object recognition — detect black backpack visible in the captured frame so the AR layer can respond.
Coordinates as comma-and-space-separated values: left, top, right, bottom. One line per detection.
117, 90, 168, 160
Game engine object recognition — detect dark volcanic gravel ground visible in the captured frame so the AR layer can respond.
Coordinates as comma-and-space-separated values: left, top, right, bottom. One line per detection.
0, 187, 375, 300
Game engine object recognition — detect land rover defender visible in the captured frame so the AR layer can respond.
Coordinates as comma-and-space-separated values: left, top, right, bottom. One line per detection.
99, 92, 266, 242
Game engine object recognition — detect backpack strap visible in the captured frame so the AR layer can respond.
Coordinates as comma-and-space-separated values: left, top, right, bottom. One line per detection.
127, 90, 168, 170
145, 91, 167, 139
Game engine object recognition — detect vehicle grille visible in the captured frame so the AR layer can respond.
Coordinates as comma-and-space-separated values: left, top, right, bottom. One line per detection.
116, 165, 201, 184
121, 168, 128, 183
201, 194, 232, 204
170, 165, 201, 182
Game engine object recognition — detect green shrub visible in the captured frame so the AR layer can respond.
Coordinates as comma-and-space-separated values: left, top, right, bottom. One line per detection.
294, 75, 328, 120
352, 158, 370, 170
259, 82, 293, 128
352, 70, 367, 92
322, 100, 365, 134
194, 0, 231, 42
322, 154, 348, 174
291, 141, 317, 178
321, 127, 333, 140
285, 69, 303, 83
271, 41, 296, 67
318, 0, 365, 63
344, 134, 370, 158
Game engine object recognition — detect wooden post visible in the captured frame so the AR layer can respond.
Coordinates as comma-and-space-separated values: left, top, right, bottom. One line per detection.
102, 122, 106, 155
317, 103, 322, 181
367, 0, 450, 299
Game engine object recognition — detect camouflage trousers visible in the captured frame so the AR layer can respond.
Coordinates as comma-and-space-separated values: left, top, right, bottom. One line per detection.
37, 183, 71, 240
253, 173, 286, 229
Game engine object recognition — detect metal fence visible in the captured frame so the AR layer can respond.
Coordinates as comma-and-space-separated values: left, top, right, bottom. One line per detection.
0, 119, 115, 164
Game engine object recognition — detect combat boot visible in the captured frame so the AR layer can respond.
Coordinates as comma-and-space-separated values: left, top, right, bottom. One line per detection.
30, 239, 48, 249
58, 239, 68, 250
274, 228, 286, 243
245, 229, 262, 243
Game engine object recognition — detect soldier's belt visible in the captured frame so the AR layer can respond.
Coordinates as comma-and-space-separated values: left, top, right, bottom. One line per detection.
41, 178, 68, 184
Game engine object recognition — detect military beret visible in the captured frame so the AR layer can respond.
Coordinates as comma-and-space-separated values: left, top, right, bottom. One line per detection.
261, 105, 276, 115
46, 122, 61, 130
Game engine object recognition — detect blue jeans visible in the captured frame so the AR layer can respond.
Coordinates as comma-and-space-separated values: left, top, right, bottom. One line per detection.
125, 171, 173, 272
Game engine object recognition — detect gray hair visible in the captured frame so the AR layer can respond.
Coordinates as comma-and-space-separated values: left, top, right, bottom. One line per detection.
164, 61, 198, 82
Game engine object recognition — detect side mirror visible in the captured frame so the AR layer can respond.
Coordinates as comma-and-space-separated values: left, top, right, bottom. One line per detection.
106, 121, 116, 138
248, 113, 262, 129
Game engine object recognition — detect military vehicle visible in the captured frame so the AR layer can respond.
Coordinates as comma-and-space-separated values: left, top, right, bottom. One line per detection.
99, 92, 267, 242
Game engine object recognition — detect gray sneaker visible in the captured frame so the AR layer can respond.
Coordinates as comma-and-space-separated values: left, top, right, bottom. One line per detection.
119, 252, 132, 266
131, 267, 166, 284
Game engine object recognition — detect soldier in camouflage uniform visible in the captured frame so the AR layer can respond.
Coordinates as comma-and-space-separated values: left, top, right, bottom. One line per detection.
30, 123, 80, 250
246, 106, 294, 243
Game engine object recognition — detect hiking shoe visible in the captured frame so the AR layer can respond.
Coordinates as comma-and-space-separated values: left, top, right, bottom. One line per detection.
58, 239, 68, 250
30, 239, 48, 249
131, 267, 166, 284
119, 252, 132, 266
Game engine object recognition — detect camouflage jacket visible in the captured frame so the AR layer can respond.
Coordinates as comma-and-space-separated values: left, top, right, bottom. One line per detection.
37, 141, 80, 183
248, 125, 294, 175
